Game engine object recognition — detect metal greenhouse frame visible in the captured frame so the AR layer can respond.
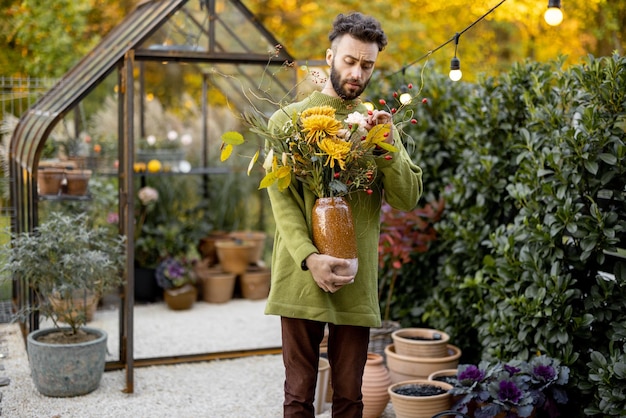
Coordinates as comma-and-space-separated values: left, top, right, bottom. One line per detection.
8, 0, 295, 392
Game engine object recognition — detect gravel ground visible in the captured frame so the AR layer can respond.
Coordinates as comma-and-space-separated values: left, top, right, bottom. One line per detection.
0, 311, 396, 417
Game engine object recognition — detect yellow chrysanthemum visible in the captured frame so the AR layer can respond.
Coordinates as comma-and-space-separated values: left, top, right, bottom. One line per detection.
301, 115, 343, 144
318, 138, 352, 170
300, 105, 336, 119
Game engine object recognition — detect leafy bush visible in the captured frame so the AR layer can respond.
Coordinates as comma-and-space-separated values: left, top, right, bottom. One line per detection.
376, 55, 626, 416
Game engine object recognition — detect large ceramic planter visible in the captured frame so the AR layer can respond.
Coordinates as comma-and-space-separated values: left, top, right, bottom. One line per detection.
163, 283, 197, 310
240, 267, 271, 300
311, 196, 358, 276
388, 379, 453, 418
27, 326, 107, 397
385, 344, 461, 383
362, 352, 392, 418
392, 328, 450, 357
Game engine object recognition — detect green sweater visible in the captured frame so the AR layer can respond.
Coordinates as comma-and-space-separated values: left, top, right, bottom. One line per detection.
264, 91, 423, 328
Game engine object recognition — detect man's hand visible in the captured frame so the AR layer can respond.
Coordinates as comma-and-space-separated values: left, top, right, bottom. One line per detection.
365, 110, 394, 144
305, 253, 356, 293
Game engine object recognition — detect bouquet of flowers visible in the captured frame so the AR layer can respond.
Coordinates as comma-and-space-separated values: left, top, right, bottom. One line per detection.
450, 355, 570, 418
220, 105, 398, 198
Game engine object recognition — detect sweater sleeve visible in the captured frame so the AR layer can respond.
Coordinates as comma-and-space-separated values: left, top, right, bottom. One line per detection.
266, 109, 319, 268
375, 131, 423, 211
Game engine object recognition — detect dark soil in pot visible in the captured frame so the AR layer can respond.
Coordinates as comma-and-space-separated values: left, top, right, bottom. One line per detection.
404, 333, 443, 341
393, 383, 448, 397
432, 375, 458, 385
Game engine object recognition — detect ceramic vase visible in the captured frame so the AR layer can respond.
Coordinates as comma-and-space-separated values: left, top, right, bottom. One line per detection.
311, 197, 358, 276
362, 352, 392, 418
163, 283, 197, 310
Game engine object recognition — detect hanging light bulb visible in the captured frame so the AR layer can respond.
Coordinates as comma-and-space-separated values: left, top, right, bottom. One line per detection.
399, 86, 412, 105
449, 33, 462, 81
449, 57, 462, 81
544, 0, 563, 26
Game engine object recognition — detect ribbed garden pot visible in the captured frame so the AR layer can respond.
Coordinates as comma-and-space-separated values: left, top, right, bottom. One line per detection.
27, 327, 107, 397
391, 327, 450, 357
388, 379, 453, 418
385, 344, 461, 383
311, 197, 358, 276
362, 352, 392, 418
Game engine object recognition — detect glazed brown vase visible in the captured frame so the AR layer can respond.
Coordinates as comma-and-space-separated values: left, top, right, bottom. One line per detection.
362, 352, 392, 418
311, 197, 358, 276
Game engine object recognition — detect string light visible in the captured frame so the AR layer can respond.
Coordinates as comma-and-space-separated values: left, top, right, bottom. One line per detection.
449, 33, 462, 81
389, 0, 508, 81
544, 0, 564, 26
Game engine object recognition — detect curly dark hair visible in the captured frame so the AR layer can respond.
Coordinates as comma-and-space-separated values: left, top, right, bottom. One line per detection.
328, 12, 388, 52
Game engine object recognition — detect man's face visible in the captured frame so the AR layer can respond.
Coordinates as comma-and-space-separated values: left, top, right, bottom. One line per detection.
327, 35, 379, 100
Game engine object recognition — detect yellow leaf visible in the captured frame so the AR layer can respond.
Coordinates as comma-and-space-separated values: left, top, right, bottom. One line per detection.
220, 144, 233, 161
365, 124, 391, 145
247, 150, 260, 175
377, 142, 398, 153
277, 174, 291, 191
221, 131, 245, 145
259, 172, 277, 189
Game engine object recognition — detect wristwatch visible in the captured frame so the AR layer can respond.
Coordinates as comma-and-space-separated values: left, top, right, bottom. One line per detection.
301, 259, 309, 271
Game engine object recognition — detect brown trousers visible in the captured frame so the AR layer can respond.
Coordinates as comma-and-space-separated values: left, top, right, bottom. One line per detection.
281, 316, 370, 418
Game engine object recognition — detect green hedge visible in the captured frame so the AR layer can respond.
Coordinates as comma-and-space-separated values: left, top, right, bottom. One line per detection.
372, 55, 626, 416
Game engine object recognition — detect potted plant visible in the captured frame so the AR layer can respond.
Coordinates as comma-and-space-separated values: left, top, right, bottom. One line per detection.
449, 355, 570, 418
155, 254, 198, 310
388, 379, 453, 418
0, 211, 125, 397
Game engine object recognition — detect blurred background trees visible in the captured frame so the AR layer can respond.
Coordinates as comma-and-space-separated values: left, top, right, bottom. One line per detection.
1, 0, 623, 80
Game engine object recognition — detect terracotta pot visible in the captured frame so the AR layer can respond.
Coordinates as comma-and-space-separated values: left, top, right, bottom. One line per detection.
427, 368, 458, 383
240, 267, 271, 300
37, 168, 65, 195
163, 283, 197, 310
197, 269, 237, 303
215, 240, 254, 275
198, 232, 230, 266
362, 353, 392, 418
64, 169, 92, 196
388, 379, 452, 418
392, 328, 450, 358
48, 290, 99, 322
311, 197, 358, 276
385, 344, 461, 383
315, 357, 331, 415
229, 231, 266, 264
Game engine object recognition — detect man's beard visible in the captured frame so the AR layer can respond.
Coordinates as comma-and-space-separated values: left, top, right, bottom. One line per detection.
330, 64, 370, 100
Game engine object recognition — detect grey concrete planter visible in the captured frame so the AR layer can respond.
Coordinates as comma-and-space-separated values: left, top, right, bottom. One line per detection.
27, 327, 107, 397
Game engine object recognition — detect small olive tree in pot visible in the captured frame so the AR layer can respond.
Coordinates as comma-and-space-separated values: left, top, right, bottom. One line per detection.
0, 211, 125, 397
